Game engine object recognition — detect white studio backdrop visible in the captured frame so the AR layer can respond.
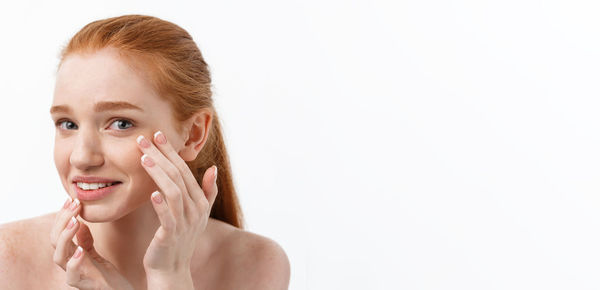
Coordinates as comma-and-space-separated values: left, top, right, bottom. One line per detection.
1, 0, 599, 289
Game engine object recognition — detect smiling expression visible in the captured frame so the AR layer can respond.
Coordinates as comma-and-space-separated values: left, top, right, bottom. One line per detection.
51, 47, 186, 222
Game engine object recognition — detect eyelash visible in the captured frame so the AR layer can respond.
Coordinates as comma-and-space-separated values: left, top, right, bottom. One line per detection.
55, 119, 135, 131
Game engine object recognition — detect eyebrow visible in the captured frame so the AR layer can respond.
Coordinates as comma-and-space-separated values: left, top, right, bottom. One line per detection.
50, 101, 144, 114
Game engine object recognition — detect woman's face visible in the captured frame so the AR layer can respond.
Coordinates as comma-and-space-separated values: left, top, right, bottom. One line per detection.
51, 48, 185, 222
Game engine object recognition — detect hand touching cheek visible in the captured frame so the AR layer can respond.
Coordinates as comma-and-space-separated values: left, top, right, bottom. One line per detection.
136, 131, 218, 284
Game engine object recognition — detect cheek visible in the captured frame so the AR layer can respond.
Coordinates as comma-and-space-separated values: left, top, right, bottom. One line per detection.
54, 139, 71, 185
112, 141, 145, 178
116, 139, 158, 194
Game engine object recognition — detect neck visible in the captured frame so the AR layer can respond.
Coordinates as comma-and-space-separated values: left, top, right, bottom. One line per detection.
81, 200, 158, 283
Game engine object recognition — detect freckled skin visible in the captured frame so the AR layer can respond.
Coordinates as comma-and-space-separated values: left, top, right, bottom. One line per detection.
52, 47, 186, 223
43, 47, 290, 289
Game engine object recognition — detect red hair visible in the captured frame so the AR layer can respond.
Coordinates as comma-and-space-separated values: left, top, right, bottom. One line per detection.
58, 14, 244, 228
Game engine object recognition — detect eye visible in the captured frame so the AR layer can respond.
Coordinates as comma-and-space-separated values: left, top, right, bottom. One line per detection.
109, 119, 134, 130
56, 120, 78, 130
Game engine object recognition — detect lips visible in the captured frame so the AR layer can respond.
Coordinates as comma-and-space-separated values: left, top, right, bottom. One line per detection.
74, 182, 121, 201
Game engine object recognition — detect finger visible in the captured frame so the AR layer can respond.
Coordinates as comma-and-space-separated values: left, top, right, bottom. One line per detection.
201, 165, 219, 210
138, 135, 187, 216
138, 134, 189, 203
50, 197, 81, 248
153, 130, 210, 225
66, 246, 101, 289
152, 131, 203, 222
152, 131, 203, 204
75, 222, 106, 265
141, 153, 184, 223
75, 221, 94, 251
50, 196, 72, 246
150, 191, 177, 234
53, 216, 80, 270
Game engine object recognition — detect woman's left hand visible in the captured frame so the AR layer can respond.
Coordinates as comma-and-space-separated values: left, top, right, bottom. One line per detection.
136, 131, 218, 280
51, 199, 135, 290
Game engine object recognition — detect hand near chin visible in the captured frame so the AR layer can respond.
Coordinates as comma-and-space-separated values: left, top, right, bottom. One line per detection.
51, 198, 135, 290
136, 132, 218, 283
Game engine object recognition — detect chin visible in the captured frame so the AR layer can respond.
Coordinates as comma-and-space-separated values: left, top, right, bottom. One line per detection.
77, 194, 151, 223
78, 203, 125, 223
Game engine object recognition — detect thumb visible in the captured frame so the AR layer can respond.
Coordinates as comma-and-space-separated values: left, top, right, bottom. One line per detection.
201, 165, 219, 209
76, 222, 106, 264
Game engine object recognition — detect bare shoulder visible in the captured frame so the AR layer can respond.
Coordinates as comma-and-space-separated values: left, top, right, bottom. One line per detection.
207, 219, 290, 290
0, 213, 57, 289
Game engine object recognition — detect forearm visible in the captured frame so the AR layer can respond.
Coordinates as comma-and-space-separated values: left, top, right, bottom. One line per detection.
146, 270, 194, 290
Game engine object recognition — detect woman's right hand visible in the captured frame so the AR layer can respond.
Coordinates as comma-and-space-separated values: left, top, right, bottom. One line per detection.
50, 197, 135, 290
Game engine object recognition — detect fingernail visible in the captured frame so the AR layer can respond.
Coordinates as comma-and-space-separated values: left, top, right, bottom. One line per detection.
151, 191, 163, 204
63, 196, 73, 209
69, 198, 80, 210
141, 154, 155, 167
73, 246, 83, 259
67, 216, 77, 229
137, 135, 151, 148
154, 131, 167, 145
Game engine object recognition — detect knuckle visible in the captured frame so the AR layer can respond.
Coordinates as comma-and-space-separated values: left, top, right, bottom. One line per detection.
166, 219, 177, 233
65, 255, 82, 274
166, 165, 179, 180
157, 228, 175, 243
188, 210, 200, 222
175, 161, 189, 175
66, 258, 74, 270
55, 230, 68, 247
166, 183, 182, 198
52, 252, 61, 265
199, 198, 210, 212
160, 215, 176, 233
156, 230, 168, 243
177, 179, 187, 191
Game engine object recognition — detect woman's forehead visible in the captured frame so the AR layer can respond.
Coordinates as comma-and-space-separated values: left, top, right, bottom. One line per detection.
54, 51, 159, 108
58, 48, 130, 77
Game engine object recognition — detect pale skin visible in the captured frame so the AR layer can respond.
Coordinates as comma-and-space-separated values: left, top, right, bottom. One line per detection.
0, 48, 290, 289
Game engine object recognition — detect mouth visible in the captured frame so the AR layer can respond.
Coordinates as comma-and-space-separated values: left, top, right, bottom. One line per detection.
73, 181, 122, 191
73, 181, 123, 201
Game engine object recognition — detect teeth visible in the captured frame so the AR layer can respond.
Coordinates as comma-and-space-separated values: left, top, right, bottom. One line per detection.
76, 182, 117, 190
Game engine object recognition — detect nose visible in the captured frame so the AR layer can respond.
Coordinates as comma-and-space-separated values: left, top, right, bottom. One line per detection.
69, 126, 104, 170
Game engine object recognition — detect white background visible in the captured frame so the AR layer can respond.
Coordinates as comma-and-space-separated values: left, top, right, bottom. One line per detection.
1, 1, 599, 289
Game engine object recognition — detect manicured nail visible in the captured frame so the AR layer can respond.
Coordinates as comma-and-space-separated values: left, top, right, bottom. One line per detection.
63, 196, 73, 209
141, 154, 155, 167
67, 216, 77, 229
69, 198, 80, 210
154, 131, 167, 145
151, 191, 163, 204
73, 246, 83, 259
137, 135, 151, 148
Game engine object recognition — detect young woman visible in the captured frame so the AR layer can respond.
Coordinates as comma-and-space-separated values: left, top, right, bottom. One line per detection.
0, 15, 290, 289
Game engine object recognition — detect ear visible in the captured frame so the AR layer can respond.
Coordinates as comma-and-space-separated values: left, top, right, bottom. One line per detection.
178, 109, 212, 162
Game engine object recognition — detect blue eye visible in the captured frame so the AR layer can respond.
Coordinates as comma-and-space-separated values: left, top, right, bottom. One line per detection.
109, 119, 134, 130
56, 120, 78, 130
